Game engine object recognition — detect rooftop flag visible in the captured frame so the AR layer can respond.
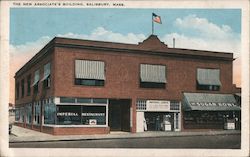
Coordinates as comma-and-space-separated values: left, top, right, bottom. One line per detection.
152, 13, 162, 24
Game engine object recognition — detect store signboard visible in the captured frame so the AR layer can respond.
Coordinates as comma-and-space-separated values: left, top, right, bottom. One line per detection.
146, 100, 170, 111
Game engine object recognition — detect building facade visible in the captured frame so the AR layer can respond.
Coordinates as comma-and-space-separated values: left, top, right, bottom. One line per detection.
14, 35, 240, 135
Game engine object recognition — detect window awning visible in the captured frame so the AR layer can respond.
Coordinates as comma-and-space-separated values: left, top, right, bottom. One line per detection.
183, 93, 241, 111
75, 60, 105, 80
197, 68, 221, 86
41, 62, 51, 81
140, 64, 166, 83
31, 70, 40, 87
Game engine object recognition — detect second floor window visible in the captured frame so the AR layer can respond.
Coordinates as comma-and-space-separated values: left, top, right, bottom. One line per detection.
140, 64, 166, 89
32, 70, 40, 94
15, 82, 20, 99
21, 79, 25, 97
196, 68, 221, 91
27, 75, 31, 96
75, 60, 105, 86
42, 62, 51, 89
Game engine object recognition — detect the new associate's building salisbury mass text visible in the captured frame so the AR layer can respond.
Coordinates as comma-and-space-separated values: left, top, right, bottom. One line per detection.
14, 35, 241, 135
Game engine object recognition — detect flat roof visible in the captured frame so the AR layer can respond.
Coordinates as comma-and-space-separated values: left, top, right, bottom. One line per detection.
15, 35, 234, 77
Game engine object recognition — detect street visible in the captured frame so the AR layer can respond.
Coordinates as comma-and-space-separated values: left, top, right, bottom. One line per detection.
10, 134, 240, 149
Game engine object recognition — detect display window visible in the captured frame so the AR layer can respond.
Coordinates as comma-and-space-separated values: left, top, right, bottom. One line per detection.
44, 103, 56, 124
26, 104, 32, 124
34, 103, 41, 125
56, 105, 106, 125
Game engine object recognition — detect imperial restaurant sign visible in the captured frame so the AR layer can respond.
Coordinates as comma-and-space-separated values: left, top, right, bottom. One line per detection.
190, 102, 236, 107
146, 100, 170, 111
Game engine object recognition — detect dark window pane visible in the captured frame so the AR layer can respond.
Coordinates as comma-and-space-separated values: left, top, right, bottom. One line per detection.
16, 82, 20, 99
27, 75, 31, 96
33, 83, 39, 94
75, 79, 104, 86
140, 82, 165, 88
77, 98, 92, 103
93, 98, 107, 104
43, 75, 51, 89
21, 79, 25, 97
57, 105, 81, 125
82, 106, 106, 125
60, 97, 75, 103
196, 82, 220, 91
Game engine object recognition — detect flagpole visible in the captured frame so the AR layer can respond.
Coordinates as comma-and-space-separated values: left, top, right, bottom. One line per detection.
152, 13, 154, 35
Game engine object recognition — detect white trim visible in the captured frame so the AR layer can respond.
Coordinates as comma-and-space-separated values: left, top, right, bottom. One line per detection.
43, 124, 107, 128
56, 103, 107, 106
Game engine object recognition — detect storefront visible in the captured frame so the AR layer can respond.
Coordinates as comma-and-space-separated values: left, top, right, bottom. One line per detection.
136, 100, 181, 132
182, 93, 241, 130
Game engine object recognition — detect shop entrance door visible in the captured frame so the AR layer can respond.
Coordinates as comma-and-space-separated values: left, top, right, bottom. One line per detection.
109, 99, 130, 132
144, 112, 174, 131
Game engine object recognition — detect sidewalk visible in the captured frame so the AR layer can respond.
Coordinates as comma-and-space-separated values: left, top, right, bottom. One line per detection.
9, 125, 241, 143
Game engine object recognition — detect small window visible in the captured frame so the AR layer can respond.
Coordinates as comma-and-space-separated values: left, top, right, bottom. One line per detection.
77, 98, 92, 103
32, 70, 40, 94
27, 75, 31, 96
34, 84, 39, 94
21, 79, 25, 97
43, 75, 51, 89
93, 98, 108, 104
60, 97, 76, 103
75, 79, 104, 86
16, 82, 20, 99
140, 82, 165, 88
42, 63, 51, 89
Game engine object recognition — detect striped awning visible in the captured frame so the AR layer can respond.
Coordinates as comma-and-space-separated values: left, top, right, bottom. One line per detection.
31, 70, 40, 87
183, 93, 241, 111
75, 60, 105, 80
197, 68, 221, 86
140, 64, 166, 83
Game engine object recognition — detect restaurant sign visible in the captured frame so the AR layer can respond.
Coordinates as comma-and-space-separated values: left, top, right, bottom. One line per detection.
190, 102, 236, 107
146, 100, 170, 111
57, 112, 105, 117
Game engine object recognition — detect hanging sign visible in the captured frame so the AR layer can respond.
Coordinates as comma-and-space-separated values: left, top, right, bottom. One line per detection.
146, 100, 170, 111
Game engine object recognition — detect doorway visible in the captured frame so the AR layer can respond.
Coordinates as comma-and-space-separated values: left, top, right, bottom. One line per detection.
108, 99, 131, 132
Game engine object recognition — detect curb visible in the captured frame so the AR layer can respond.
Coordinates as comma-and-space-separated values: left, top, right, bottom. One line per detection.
9, 132, 241, 143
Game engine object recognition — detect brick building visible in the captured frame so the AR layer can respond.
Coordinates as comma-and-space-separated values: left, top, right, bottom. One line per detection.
14, 35, 241, 135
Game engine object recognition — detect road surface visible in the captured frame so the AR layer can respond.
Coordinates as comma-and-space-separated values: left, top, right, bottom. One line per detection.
10, 134, 240, 149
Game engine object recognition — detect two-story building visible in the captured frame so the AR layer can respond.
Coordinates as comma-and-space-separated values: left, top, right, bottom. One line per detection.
14, 35, 241, 135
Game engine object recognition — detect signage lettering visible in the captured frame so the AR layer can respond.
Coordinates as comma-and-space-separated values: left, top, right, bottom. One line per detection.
82, 113, 105, 116
146, 100, 170, 111
57, 112, 79, 116
190, 102, 236, 107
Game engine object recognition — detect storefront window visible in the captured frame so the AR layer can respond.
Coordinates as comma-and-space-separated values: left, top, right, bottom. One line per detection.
15, 108, 20, 121
44, 103, 56, 124
57, 105, 81, 125
183, 111, 225, 129
81, 106, 106, 125
26, 104, 32, 124
34, 103, 41, 125
20, 107, 25, 123
56, 105, 106, 125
